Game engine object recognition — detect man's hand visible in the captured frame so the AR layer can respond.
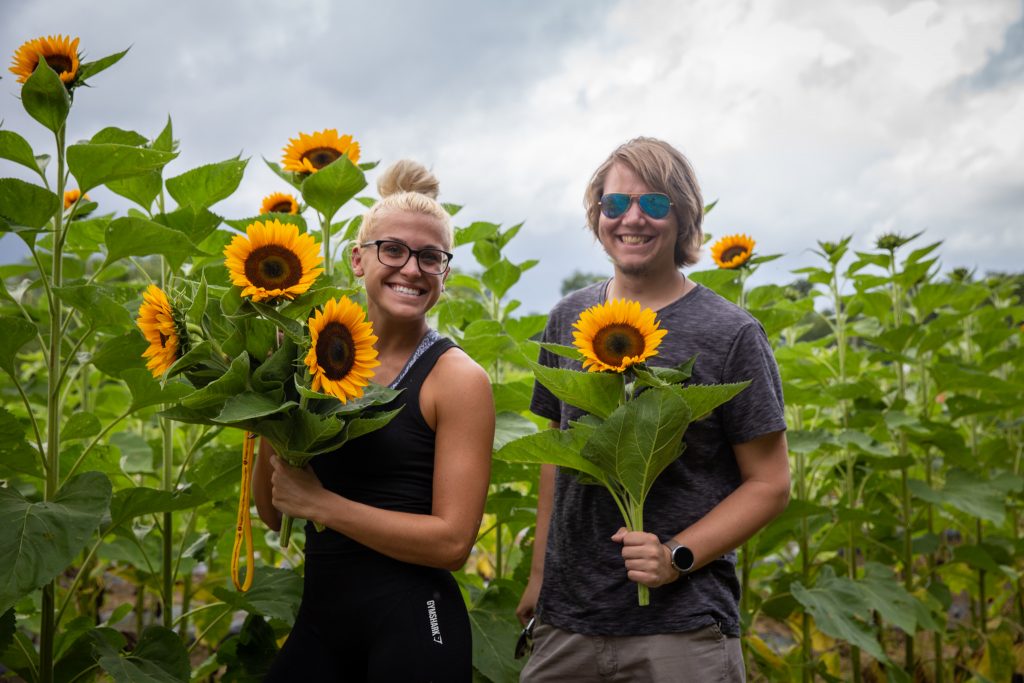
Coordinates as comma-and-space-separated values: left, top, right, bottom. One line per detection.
611, 528, 679, 588
516, 575, 542, 626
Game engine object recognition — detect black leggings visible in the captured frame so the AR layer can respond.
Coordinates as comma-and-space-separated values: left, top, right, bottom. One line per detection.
265, 553, 471, 682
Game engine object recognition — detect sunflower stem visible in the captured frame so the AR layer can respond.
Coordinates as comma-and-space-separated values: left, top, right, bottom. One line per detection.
40, 121, 68, 683
321, 211, 332, 278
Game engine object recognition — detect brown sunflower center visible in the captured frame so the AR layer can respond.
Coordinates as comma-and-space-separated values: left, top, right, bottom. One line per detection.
316, 322, 356, 380
591, 324, 645, 366
721, 246, 749, 263
302, 147, 342, 170
45, 54, 74, 74
269, 200, 293, 213
245, 245, 303, 289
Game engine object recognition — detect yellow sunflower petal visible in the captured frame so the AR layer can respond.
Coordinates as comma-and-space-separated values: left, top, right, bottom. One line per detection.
304, 296, 380, 403
710, 234, 756, 270
9, 34, 81, 85
281, 128, 361, 174
63, 189, 89, 210
571, 298, 666, 373
260, 192, 300, 215
222, 219, 324, 302
136, 284, 184, 378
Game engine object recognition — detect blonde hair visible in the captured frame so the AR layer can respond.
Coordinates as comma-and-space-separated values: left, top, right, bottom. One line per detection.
357, 159, 453, 249
583, 137, 704, 268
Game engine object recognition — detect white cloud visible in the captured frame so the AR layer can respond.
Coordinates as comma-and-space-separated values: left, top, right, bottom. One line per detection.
1, 0, 1021, 310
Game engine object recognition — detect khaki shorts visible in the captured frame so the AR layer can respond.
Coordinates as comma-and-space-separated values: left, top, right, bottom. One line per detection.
520, 620, 744, 683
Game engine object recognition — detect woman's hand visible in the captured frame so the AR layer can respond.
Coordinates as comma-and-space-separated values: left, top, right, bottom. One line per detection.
611, 527, 679, 589
269, 455, 328, 523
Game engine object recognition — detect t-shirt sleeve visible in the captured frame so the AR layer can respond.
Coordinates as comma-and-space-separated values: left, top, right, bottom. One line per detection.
530, 318, 562, 423
719, 322, 787, 444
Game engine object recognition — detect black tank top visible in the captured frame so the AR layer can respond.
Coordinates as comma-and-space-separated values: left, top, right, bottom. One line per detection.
304, 334, 457, 556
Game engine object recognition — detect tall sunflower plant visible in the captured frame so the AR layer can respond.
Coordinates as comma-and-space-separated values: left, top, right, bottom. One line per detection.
262, 127, 378, 280
495, 299, 750, 606
139, 217, 402, 550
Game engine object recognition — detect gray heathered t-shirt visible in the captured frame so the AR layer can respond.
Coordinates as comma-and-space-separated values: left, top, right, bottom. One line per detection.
530, 280, 786, 637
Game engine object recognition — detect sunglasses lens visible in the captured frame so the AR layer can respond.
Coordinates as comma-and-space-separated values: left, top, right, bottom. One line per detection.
639, 194, 671, 219
600, 193, 630, 218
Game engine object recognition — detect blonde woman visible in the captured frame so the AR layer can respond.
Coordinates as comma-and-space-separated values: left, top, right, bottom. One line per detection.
255, 160, 494, 682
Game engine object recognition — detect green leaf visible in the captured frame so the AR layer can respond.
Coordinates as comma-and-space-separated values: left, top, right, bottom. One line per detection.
0, 472, 112, 614
214, 614, 279, 681
91, 331, 148, 377
860, 562, 940, 633
95, 625, 190, 683
212, 566, 302, 626
216, 393, 295, 423
21, 60, 71, 133
0, 130, 41, 173
790, 567, 888, 663
0, 178, 59, 228
76, 48, 130, 83
504, 314, 548, 341
468, 605, 525, 683
582, 387, 692, 503
165, 157, 248, 209
90, 127, 148, 146
454, 221, 500, 247
300, 156, 366, 221
493, 411, 538, 451
180, 352, 250, 411
121, 369, 193, 412
66, 143, 177, 193
153, 116, 175, 153
61, 412, 101, 442
496, 426, 608, 485
107, 171, 162, 211
533, 341, 583, 362
482, 258, 521, 300
673, 382, 750, 421
0, 316, 36, 378
263, 157, 302, 191
55, 283, 134, 330
155, 206, 223, 245
103, 215, 198, 270
343, 407, 403, 443
0, 407, 40, 477
106, 485, 208, 531
907, 469, 1007, 524
531, 362, 624, 420
249, 300, 306, 342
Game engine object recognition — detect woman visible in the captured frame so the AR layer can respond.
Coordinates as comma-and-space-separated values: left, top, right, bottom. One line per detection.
255, 160, 494, 682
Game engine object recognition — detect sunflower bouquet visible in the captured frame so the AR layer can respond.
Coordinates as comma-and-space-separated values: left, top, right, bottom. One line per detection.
496, 299, 750, 606
137, 217, 400, 559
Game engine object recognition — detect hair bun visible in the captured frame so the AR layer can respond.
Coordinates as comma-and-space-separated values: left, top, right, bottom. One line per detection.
377, 159, 440, 199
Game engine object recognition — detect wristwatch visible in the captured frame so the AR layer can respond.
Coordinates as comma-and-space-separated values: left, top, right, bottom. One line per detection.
664, 540, 695, 575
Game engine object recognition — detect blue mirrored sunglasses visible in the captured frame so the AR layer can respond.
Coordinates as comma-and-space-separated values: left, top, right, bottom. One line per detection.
599, 193, 672, 220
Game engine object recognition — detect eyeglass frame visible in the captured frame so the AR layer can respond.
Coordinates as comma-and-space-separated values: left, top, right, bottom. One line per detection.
598, 192, 673, 220
359, 239, 454, 275
514, 617, 535, 659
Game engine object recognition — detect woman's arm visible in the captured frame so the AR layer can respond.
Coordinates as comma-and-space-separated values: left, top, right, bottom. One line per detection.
253, 436, 282, 531
268, 348, 495, 570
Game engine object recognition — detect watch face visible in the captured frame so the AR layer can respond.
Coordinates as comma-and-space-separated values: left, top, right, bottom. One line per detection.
671, 545, 695, 573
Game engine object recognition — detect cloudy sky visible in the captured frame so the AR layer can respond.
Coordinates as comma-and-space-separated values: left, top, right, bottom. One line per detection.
2, 0, 1022, 313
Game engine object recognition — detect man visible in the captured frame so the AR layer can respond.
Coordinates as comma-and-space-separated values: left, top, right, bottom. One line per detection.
517, 137, 790, 682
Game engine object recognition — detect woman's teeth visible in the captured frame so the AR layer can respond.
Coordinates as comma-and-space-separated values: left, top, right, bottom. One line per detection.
389, 284, 422, 296
620, 235, 651, 244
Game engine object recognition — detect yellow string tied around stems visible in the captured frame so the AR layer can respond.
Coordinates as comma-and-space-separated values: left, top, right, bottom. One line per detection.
231, 432, 256, 592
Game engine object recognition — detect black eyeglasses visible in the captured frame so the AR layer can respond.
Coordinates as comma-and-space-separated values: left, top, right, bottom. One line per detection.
599, 192, 673, 219
514, 617, 535, 659
360, 240, 453, 275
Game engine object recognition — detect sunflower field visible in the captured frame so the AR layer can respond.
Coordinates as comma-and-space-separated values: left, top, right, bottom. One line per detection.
1, 35, 1023, 683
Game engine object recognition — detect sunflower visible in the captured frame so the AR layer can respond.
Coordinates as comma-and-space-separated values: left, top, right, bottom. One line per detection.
260, 192, 300, 215
281, 129, 361, 174
710, 234, 756, 269
63, 189, 90, 210
9, 34, 81, 85
304, 296, 380, 402
223, 219, 323, 302
572, 299, 667, 373
136, 285, 188, 378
